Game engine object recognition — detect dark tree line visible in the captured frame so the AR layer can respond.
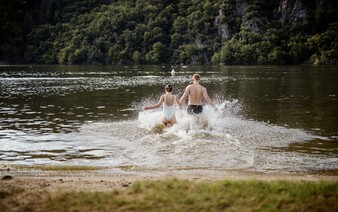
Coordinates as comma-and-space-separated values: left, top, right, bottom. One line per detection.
1, 0, 337, 65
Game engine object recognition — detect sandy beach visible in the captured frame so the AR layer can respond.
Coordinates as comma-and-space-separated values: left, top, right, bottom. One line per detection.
2, 168, 337, 192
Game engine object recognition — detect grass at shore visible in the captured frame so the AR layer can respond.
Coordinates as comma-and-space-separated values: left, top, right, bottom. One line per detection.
2, 179, 336, 211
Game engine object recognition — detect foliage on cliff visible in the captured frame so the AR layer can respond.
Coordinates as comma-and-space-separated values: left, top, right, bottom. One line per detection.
1, 0, 337, 65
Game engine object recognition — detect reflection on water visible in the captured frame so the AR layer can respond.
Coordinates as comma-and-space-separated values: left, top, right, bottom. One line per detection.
0, 65, 337, 173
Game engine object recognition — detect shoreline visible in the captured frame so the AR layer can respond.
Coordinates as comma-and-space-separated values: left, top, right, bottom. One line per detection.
1, 168, 337, 192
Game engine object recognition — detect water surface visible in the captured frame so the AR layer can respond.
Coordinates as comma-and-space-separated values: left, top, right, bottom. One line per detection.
0, 65, 337, 174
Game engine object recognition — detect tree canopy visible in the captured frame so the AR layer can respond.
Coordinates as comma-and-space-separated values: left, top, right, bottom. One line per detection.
1, 0, 337, 65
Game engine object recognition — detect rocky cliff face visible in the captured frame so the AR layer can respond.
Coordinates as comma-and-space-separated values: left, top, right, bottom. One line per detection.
215, 0, 337, 39
22, 0, 111, 31
278, 0, 338, 31
23, 0, 59, 30
214, 9, 231, 41
278, 0, 307, 25
214, 0, 263, 41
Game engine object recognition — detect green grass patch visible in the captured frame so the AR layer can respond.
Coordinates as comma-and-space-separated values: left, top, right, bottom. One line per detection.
14, 165, 103, 171
45, 179, 338, 211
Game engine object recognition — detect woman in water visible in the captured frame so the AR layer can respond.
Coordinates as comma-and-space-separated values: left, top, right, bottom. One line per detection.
144, 84, 182, 127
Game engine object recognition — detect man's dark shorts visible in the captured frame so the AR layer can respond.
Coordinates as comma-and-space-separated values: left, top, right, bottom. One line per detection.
187, 105, 203, 115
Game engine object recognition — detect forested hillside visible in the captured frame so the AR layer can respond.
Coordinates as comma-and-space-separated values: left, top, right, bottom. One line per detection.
1, 0, 337, 65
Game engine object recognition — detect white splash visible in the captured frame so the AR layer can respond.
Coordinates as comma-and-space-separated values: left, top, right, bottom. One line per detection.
0, 100, 334, 172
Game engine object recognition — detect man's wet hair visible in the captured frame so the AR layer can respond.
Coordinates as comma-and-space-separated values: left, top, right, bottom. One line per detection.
192, 74, 200, 81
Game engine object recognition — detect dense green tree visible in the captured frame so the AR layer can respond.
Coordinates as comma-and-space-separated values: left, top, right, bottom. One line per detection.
306, 24, 338, 65
0, 0, 337, 65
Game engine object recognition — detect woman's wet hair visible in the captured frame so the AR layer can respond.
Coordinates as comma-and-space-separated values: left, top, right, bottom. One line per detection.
165, 84, 173, 92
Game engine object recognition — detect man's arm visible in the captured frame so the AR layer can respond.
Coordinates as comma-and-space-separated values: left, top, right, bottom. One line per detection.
176, 95, 182, 108
179, 86, 190, 104
202, 88, 214, 107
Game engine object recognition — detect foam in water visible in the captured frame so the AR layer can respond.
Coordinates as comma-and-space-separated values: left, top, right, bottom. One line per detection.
133, 99, 327, 171
138, 99, 313, 145
0, 99, 334, 172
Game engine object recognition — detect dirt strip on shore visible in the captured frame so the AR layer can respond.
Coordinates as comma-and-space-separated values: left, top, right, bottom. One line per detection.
1, 169, 337, 192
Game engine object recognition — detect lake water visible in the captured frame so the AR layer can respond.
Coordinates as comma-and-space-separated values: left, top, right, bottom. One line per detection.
0, 65, 337, 174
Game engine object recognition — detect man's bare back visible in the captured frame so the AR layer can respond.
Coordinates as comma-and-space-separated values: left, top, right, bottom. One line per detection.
184, 84, 207, 105
180, 74, 214, 114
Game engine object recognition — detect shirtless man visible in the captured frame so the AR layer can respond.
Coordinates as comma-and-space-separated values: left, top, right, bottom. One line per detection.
180, 74, 214, 115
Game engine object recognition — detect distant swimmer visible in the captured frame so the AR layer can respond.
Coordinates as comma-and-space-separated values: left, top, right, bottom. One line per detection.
171, 68, 175, 76
144, 84, 182, 127
179, 74, 214, 115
